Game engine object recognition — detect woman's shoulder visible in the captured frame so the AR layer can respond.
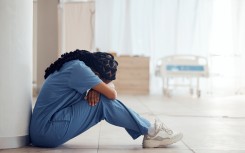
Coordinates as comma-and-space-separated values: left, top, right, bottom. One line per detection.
63, 60, 86, 68
66, 60, 92, 74
55, 60, 86, 74
71, 60, 87, 69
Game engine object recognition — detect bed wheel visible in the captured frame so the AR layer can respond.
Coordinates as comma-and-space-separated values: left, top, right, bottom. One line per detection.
197, 90, 201, 98
190, 88, 194, 95
163, 89, 171, 97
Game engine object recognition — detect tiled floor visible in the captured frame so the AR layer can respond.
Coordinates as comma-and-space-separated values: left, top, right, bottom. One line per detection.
1, 94, 245, 153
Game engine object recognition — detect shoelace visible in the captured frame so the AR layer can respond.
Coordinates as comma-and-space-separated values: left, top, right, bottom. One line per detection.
155, 120, 173, 135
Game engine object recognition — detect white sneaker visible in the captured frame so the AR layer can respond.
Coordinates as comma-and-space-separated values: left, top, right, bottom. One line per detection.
143, 119, 183, 148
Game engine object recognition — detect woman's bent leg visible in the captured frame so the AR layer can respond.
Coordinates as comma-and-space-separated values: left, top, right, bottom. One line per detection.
100, 95, 150, 139
65, 95, 150, 141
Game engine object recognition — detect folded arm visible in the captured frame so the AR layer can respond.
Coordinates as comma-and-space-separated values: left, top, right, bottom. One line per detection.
86, 82, 117, 106
92, 82, 117, 100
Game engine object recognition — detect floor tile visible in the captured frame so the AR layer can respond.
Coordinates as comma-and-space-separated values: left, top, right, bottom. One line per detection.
98, 148, 193, 153
98, 121, 142, 148
0, 146, 97, 153
194, 150, 245, 153
157, 116, 245, 151
138, 95, 245, 118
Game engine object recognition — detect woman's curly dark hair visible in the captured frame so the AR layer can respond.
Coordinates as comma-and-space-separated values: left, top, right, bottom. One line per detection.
44, 49, 118, 80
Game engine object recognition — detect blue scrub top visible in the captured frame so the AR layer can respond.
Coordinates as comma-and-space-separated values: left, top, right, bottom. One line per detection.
30, 60, 102, 145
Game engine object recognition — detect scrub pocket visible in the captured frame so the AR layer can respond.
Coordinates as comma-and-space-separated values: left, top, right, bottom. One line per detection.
50, 107, 72, 140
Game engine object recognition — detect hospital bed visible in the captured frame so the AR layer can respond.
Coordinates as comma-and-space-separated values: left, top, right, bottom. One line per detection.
155, 55, 209, 97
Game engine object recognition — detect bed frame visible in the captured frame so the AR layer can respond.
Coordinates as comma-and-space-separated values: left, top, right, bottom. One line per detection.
155, 55, 209, 97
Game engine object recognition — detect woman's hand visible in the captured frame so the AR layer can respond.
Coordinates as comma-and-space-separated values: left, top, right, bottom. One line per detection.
85, 89, 101, 106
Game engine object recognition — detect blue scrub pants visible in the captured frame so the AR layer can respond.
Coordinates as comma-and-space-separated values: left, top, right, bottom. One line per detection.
31, 95, 151, 147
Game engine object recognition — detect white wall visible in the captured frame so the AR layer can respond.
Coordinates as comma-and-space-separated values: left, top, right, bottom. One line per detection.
36, 0, 59, 93
0, 0, 32, 149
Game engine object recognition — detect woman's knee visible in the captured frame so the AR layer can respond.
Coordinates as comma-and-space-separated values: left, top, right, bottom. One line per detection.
100, 95, 116, 103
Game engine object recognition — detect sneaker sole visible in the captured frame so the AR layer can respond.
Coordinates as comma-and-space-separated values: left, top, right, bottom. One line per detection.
143, 133, 183, 148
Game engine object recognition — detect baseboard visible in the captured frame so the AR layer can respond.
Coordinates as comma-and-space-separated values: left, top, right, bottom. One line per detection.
0, 135, 30, 149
